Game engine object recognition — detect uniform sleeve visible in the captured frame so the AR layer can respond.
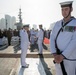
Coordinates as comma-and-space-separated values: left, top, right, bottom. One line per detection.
50, 25, 57, 54
41, 30, 44, 40
62, 31, 76, 58
37, 31, 39, 38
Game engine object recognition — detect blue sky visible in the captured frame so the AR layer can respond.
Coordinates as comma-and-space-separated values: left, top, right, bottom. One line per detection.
0, 0, 76, 29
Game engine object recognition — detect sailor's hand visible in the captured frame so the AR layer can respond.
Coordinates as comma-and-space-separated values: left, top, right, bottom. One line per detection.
54, 54, 64, 64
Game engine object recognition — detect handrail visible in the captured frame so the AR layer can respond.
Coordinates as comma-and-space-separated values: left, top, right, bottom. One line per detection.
0, 53, 53, 58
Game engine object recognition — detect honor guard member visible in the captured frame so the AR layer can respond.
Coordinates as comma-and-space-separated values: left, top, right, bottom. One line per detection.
50, 1, 76, 75
37, 24, 44, 54
20, 25, 29, 68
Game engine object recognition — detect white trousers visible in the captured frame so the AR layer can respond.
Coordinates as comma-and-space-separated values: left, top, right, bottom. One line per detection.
55, 59, 76, 75
21, 44, 28, 66
38, 39, 43, 54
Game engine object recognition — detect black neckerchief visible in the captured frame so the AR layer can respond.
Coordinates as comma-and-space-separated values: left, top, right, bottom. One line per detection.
61, 17, 75, 32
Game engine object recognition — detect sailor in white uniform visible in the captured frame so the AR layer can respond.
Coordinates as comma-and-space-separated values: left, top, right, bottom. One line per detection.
20, 25, 29, 68
30, 28, 35, 45
50, 1, 76, 75
37, 25, 44, 54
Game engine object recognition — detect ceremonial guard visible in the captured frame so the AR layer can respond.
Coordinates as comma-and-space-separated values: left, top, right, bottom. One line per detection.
20, 25, 29, 68
37, 24, 44, 54
50, 1, 76, 75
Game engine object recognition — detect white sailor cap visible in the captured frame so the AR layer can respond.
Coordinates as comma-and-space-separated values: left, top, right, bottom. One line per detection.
60, 1, 73, 7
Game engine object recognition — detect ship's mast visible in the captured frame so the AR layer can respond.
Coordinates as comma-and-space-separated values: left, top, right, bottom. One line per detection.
18, 8, 22, 23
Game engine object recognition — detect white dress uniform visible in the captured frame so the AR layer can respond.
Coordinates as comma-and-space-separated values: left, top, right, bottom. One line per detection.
50, 18, 76, 75
37, 29, 44, 54
30, 29, 35, 44
20, 29, 29, 66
